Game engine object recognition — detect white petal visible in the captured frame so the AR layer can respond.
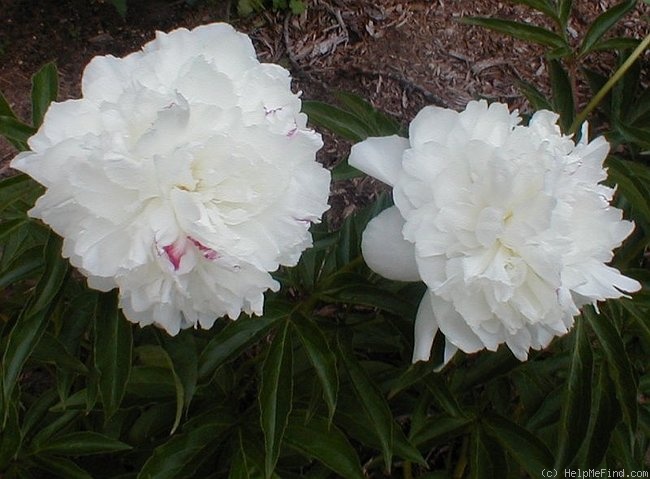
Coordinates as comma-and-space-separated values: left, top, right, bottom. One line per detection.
348, 135, 409, 186
412, 292, 438, 362
432, 296, 486, 353
361, 206, 420, 282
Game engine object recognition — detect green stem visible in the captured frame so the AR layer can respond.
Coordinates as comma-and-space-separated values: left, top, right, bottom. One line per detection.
570, 32, 650, 135
403, 460, 413, 479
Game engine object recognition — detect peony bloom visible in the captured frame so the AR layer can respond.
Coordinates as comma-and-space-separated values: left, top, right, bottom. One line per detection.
12, 23, 330, 334
350, 100, 640, 362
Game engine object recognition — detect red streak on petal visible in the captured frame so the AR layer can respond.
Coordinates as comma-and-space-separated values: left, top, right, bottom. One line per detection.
163, 243, 185, 271
189, 237, 219, 261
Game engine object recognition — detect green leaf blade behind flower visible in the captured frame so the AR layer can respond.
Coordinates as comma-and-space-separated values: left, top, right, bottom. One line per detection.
198, 303, 290, 379
583, 306, 638, 430
301, 100, 371, 141
554, 316, 593, 470
259, 320, 293, 479
33, 431, 132, 456
94, 291, 133, 421
137, 416, 233, 479
155, 330, 198, 434
31, 62, 58, 128
290, 314, 338, 421
1, 233, 67, 420
548, 59, 575, 132
0, 115, 35, 149
337, 335, 394, 471
284, 414, 365, 479
483, 414, 554, 475
579, 0, 637, 56
460, 17, 568, 49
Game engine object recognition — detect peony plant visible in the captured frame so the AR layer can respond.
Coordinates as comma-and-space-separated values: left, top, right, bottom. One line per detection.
0, 2, 648, 477
350, 100, 641, 363
11, 23, 331, 335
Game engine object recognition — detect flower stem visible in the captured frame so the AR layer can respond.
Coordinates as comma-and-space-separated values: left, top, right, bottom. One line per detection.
403, 460, 413, 479
570, 32, 650, 135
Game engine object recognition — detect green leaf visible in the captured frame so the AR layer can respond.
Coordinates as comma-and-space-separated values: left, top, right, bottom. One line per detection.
410, 415, 474, 447
335, 402, 425, 465
1, 233, 67, 417
259, 320, 293, 478
580, 366, 621, 467
607, 158, 650, 225
460, 17, 567, 49
31, 62, 58, 128
0, 115, 34, 147
591, 37, 641, 52
515, 79, 553, 111
35, 431, 131, 456
548, 59, 574, 132
0, 91, 17, 119
31, 332, 89, 374
511, 0, 558, 20
334, 91, 401, 136
425, 375, 467, 418
555, 316, 593, 469
0, 403, 20, 469
483, 415, 554, 475
331, 161, 363, 181
34, 455, 93, 479
229, 430, 253, 479
138, 416, 233, 479
198, 304, 289, 379
301, 100, 372, 141
156, 330, 198, 434
557, 0, 573, 28
28, 233, 69, 316
579, 0, 637, 56
320, 280, 416, 318
469, 426, 506, 479
583, 307, 638, 430
284, 414, 364, 479
337, 336, 393, 470
94, 291, 133, 420
291, 314, 338, 421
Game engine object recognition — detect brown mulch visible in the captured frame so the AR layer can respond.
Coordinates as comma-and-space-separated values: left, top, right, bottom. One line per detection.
1, 0, 648, 221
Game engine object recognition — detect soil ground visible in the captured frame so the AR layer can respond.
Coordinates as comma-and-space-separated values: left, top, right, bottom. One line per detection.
1, 0, 649, 221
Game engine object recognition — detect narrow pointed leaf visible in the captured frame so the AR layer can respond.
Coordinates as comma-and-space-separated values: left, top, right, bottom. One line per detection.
156, 330, 198, 434
94, 291, 133, 420
512, 0, 558, 20
198, 304, 289, 379
558, 0, 573, 28
337, 336, 393, 470
301, 100, 371, 141
34, 456, 93, 479
291, 314, 338, 420
35, 431, 131, 456
583, 307, 637, 429
284, 415, 365, 479
579, 0, 637, 56
515, 79, 553, 111
31, 62, 59, 128
0, 90, 17, 118
483, 415, 554, 475
555, 316, 593, 469
138, 415, 233, 479
259, 320, 293, 478
460, 17, 567, 49
548, 59, 574, 132
0, 115, 35, 145
2, 233, 67, 414
581, 366, 622, 467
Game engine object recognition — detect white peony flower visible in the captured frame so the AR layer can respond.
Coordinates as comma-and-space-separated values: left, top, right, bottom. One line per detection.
349, 100, 640, 362
12, 23, 330, 335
